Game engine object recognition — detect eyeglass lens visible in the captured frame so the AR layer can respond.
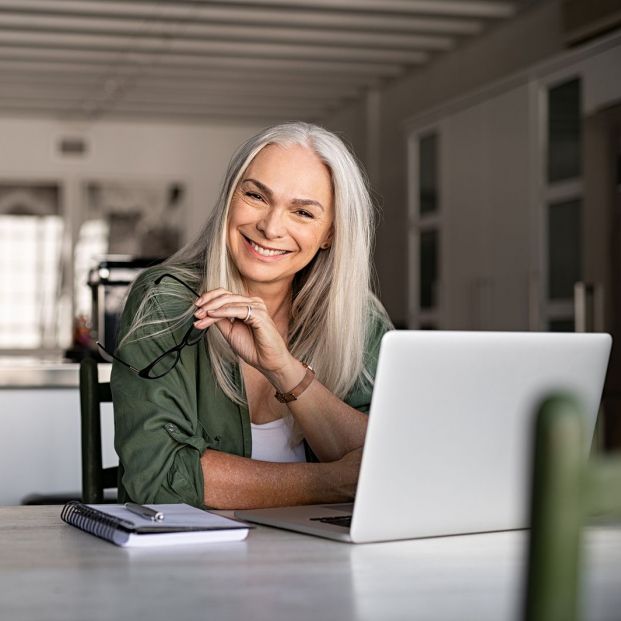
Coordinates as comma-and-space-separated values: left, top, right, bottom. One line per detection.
146, 349, 181, 378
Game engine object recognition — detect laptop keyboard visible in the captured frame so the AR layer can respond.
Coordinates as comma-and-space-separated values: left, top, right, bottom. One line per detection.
310, 515, 352, 528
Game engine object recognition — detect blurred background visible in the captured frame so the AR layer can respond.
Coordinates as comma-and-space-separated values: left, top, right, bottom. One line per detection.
1, 0, 621, 458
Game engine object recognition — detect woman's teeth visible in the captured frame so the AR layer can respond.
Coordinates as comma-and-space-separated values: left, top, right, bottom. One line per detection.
249, 239, 288, 257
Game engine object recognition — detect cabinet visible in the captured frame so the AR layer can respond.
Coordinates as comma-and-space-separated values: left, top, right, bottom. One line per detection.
409, 83, 533, 330
0, 363, 115, 505
407, 34, 621, 334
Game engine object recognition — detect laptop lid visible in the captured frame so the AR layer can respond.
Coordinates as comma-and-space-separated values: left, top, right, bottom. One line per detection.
349, 330, 611, 543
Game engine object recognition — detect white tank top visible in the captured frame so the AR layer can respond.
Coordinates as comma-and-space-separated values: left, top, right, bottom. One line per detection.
250, 416, 306, 463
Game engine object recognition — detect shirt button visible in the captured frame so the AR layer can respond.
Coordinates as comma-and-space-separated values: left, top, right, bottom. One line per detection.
165, 423, 176, 432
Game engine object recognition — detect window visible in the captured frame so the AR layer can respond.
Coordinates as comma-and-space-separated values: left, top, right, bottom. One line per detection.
409, 129, 441, 328
419, 133, 439, 215
0, 180, 186, 354
542, 76, 583, 332
420, 229, 439, 311
547, 198, 581, 301
0, 183, 67, 350
74, 219, 110, 319
547, 78, 582, 183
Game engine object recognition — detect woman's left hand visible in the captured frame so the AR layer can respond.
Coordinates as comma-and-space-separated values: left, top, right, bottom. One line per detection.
193, 288, 293, 378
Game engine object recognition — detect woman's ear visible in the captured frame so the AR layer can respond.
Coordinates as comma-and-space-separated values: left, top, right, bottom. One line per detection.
321, 227, 334, 250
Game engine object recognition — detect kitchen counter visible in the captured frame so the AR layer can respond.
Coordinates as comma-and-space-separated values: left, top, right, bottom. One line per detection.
0, 357, 111, 388
0, 357, 116, 504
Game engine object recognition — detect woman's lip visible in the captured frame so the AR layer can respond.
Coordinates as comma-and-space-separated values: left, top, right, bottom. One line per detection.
241, 234, 290, 254
241, 234, 291, 259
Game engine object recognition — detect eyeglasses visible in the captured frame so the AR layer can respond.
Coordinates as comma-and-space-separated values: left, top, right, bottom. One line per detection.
97, 273, 206, 379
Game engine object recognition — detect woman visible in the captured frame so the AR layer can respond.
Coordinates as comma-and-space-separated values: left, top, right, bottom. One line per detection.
110, 122, 392, 509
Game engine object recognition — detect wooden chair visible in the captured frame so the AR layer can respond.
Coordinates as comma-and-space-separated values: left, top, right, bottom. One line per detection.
79, 357, 118, 503
524, 394, 621, 621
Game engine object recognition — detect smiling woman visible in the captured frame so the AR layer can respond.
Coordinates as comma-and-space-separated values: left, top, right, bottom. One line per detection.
111, 122, 393, 510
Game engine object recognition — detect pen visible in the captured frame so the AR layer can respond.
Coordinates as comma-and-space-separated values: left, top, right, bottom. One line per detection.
124, 502, 165, 522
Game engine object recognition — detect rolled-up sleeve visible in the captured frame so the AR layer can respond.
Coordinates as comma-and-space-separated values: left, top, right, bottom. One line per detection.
111, 275, 208, 507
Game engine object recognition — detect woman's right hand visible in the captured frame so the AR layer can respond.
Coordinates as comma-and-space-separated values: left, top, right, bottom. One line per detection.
193, 288, 293, 375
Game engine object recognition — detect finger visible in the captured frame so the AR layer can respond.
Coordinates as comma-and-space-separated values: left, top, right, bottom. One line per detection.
199, 293, 264, 313
194, 296, 260, 320
194, 291, 241, 318
192, 315, 222, 330
204, 303, 261, 323
194, 288, 233, 307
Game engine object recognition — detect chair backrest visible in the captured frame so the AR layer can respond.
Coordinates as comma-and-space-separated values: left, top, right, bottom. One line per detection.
79, 357, 118, 503
524, 394, 621, 621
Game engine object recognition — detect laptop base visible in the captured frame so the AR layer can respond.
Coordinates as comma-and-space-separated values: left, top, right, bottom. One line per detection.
236, 504, 354, 543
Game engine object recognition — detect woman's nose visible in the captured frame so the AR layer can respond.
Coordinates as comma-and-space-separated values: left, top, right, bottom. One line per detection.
256, 207, 286, 239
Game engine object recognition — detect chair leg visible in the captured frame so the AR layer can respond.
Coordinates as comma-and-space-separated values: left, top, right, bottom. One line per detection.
80, 358, 104, 503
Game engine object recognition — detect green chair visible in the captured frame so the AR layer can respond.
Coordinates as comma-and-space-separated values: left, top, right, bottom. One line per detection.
79, 357, 119, 503
524, 394, 621, 621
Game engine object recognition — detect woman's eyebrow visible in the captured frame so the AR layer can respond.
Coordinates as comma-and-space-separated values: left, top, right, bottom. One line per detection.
242, 178, 273, 198
243, 178, 324, 212
291, 197, 324, 212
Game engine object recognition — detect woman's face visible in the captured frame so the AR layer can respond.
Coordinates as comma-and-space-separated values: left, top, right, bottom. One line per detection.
227, 143, 334, 291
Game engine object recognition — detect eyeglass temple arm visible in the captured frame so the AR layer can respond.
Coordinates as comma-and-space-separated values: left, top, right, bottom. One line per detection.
96, 342, 140, 374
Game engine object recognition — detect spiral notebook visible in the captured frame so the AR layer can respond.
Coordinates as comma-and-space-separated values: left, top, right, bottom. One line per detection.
61, 501, 251, 547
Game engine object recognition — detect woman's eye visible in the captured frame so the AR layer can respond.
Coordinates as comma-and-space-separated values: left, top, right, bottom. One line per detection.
296, 209, 314, 219
245, 192, 263, 201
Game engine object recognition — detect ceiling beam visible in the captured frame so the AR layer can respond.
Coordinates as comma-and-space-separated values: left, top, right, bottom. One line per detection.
112, 98, 327, 113
0, 70, 363, 98
104, 0, 518, 19
107, 107, 321, 122
0, 13, 455, 51
117, 91, 349, 107
0, 31, 429, 64
0, 46, 407, 77
0, 1, 485, 35
0, 81, 358, 105
0, 59, 380, 88
0, 92, 326, 113
0, 99, 311, 122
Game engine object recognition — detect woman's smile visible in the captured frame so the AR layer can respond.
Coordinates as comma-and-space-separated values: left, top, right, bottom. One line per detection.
242, 233, 291, 260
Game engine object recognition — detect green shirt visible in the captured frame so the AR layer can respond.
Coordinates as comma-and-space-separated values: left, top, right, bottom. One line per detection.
111, 269, 391, 507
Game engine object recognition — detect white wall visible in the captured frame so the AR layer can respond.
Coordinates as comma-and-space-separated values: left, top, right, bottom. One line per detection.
0, 117, 263, 237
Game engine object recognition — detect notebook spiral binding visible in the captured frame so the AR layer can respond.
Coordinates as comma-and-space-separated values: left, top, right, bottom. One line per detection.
61, 501, 133, 544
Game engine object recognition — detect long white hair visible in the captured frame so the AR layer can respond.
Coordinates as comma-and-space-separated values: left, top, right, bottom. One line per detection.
121, 122, 386, 403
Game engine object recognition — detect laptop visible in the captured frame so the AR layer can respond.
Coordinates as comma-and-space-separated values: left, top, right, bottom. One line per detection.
235, 331, 612, 543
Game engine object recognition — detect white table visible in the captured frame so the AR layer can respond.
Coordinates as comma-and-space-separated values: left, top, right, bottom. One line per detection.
1, 506, 619, 621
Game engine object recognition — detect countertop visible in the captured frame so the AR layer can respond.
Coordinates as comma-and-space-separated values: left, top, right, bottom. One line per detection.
0, 357, 111, 388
